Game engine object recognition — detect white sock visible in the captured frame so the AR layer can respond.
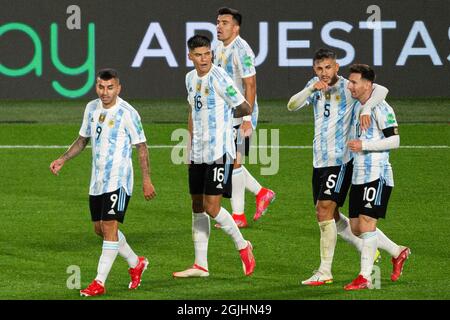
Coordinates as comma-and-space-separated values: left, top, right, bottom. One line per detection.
95, 240, 119, 284
192, 212, 210, 270
231, 167, 245, 215
242, 166, 262, 195
335, 213, 363, 251
318, 219, 337, 276
376, 228, 401, 257
360, 231, 377, 279
118, 230, 139, 268
214, 207, 247, 250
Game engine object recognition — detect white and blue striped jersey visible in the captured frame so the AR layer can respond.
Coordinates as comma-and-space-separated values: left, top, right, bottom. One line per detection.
186, 64, 245, 164
303, 76, 355, 168
79, 97, 146, 196
214, 35, 259, 128
350, 100, 398, 186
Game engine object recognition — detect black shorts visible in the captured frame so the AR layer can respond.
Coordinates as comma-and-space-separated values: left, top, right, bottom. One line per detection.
312, 160, 353, 207
234, 125, 250, 157
189, 155, 234, 198
89, 187, 130, 223
349, 179, 393, 219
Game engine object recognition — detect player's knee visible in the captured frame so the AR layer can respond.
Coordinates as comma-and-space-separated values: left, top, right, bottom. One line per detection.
100, 221, 118, 241
94, 225, 103, 237
192, 199, 204, 213
203, 203, 220, 217
315, 202, 334, 220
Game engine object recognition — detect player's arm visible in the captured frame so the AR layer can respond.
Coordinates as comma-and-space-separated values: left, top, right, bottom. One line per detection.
187, 108, 192, 164
49, 135, 89, 175
241, 75, 256, 136
348, 128, 399, 152
234, 101, 252, 118
359, 84, 389, 130
135, 142, 156, 201
287, 81, 325, 111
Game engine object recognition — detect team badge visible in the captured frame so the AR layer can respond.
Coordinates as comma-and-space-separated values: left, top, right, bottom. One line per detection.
335, 95, 341, 102
108, 119, 115, 128
99, 113, 106, 123
325, 92, 331, 100
204, 87, 209, 96
196, 83, 201, 92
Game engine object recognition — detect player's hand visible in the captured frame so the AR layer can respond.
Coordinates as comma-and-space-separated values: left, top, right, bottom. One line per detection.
359, 115, 371, 131
49, 158, 65, 175
347, 139, 363, 152
240, 121, 253, 137
143, 178, 156, 201
313, 80, 329, 92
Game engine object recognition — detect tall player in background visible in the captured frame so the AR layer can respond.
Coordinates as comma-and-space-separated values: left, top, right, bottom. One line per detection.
50, 69, 156, 296
288, 49, 396, 286
173, 35, 255, 278
345, 64, 410, 290
214, 7, 275, 228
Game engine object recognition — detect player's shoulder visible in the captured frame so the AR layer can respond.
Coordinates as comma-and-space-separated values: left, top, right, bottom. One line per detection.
233, 36, 255, 56
186, 69, 197, 80
85, 98, 100, 111
117, 97, 140, 117
210, 64, 230, 81
374, 100, 395, 115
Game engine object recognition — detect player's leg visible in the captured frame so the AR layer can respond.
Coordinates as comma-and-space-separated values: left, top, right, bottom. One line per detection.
108, 189, 149, 290
230, 157, 248, 227
173, 163, 210, 278
204, 194, 255, 276
302, 167, 339, 286
241, 134, 275, 222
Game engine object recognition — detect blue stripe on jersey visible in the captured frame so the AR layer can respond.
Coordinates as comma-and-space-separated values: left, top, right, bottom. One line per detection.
335, 80, 348, 166
223, 154, 232, 184
320, 94, 330, 164
102, 109, 124, 194
375, 178, 383, 205
223, 94, 230, 156
335, 162, 346, 193
207, 87, 217, 161
225, 56, 233, 76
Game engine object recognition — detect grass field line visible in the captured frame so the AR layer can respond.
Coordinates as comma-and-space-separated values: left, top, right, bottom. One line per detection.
0, 145, 448, 149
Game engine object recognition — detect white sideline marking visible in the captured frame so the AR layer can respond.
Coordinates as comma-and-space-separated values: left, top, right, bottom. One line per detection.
0, 145, 448, 149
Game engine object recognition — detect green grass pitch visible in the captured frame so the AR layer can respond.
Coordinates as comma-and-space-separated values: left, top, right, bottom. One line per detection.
0, 99, 449, 300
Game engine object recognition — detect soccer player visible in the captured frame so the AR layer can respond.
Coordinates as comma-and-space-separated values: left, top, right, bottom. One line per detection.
49, 69, 156, 296
287, 48, 394, 286
172, 35, 255, 278
214, 7, 275, 228
344, 64, 410, 290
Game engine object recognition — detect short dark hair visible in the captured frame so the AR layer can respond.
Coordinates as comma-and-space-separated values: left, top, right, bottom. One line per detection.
217, 7, 242, 26
349, 64, 376, 82
96, 68, 119, 81
313, 48, 337, 63
187, 35, 211, 51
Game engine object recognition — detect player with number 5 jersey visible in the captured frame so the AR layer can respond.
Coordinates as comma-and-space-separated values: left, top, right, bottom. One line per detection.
287, 48, 392, 287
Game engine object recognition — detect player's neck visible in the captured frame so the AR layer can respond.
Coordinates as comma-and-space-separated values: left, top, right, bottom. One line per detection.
102, 97, 118, 109
358, 91, 372, 105
223, 34, 239, 47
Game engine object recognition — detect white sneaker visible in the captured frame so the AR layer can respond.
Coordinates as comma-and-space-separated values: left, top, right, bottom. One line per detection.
301, 270, 333, 286
173, 264, 209, 278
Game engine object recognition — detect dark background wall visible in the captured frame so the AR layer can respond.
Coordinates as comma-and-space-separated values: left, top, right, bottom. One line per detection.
1, 0, 449, 99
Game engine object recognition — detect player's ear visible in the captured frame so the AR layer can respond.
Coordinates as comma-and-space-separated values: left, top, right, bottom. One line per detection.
188, 51, 193, 62
335, 62, 340, 72
117, 83, 122, 95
